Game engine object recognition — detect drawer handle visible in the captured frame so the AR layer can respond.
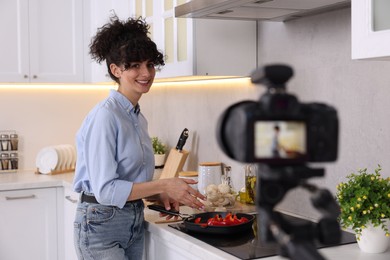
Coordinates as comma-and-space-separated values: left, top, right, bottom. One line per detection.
65, 195, 78, 204
5, 194, 36, 200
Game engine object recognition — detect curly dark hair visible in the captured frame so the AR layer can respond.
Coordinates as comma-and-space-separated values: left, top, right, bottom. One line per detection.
89, 15, 165, 83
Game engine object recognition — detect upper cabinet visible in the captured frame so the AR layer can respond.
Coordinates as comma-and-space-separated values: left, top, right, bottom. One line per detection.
126, 0, 194, 79
0, 0, 84, 83
84, 0, 195, 82
86, 0, 256, 81
128, 0, 256, 79
83, 0, 134, 83
352, 0, 390, 60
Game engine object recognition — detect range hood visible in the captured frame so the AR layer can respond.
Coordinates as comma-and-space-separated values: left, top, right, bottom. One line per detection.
175, 0, 351, 21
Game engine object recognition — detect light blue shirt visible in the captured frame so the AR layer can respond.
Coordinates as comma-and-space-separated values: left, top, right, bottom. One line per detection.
73, 90, 155, 208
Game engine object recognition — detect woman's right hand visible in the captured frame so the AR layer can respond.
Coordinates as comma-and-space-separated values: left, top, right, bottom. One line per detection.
162, 178, 206, 210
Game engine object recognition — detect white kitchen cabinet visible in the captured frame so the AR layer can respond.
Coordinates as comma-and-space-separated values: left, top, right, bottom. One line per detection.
83, 0, 256, 82
83, 0, 191, 82
132, 0, 195, 79
83, 0, 133, 83
352, 0, 390, 60
0, 187, 58, 260
57, 187, 79, 260
0, 0, 84, 83
145, 230, 202, 260
129, 0, 256, 79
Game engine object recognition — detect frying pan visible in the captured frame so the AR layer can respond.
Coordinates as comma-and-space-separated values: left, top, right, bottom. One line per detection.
148, 204, 255, 235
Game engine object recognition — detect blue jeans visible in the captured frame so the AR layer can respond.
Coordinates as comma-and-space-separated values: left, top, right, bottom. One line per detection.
74, 199, 145, 260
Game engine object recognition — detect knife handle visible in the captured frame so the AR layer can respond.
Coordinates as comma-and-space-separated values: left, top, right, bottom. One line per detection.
148, 204, 181, 216
176, 128, 189, 151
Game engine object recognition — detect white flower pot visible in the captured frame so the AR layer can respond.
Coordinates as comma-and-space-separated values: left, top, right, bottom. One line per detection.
154, 154, 166, 167
357, 219, 390, 253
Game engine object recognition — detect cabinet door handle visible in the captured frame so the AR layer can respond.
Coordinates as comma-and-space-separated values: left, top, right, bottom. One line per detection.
65, 195, 78, 204
5, 194, 36, 200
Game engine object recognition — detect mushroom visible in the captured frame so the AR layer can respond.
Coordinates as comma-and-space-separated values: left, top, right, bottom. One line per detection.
218, 183, 230, 194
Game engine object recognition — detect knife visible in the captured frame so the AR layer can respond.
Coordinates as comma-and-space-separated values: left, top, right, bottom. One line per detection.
175, 128, 189, 152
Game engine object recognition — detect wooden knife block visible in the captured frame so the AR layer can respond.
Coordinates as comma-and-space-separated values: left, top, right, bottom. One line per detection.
159, 148, 189, 179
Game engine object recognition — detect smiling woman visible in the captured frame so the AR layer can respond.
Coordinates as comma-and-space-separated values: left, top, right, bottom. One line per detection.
72, 15, 206, 260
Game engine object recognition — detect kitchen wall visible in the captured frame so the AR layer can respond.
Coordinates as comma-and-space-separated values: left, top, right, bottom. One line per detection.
0, 85, 111, 170
1, 7, 390, 220
256, 8, 390, 219
0, 79, 261, 193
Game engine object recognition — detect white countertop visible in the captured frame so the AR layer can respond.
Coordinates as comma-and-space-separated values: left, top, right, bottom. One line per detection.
1, 171, 389, 260
0, 170, 74, 191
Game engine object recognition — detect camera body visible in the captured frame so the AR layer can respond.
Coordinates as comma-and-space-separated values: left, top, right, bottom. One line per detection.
217, 65, 338, 165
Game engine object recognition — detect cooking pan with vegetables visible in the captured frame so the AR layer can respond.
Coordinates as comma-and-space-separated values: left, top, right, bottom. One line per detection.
148, 204, 255, 235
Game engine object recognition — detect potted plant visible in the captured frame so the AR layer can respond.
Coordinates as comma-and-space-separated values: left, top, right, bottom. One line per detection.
336, 164, 390, 253
151, 137, 166, 167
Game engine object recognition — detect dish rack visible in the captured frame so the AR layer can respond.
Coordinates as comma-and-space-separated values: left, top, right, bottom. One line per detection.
35, 144, 76, 175
35, 167, 75, 175
0, 130, 19, 173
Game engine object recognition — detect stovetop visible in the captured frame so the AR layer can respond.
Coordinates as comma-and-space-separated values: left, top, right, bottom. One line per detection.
169, 213, 356, 260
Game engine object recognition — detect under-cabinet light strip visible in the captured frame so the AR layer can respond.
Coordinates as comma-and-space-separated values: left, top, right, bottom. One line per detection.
0, 77, 252, 90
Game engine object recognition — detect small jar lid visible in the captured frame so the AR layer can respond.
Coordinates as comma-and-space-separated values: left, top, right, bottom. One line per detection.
199, 162, 221, 167
1, 134, 9, 139
10, 153, 18, 158
1, 153, 9, 158
10, 134, 18, 138
179, 171, 198, 177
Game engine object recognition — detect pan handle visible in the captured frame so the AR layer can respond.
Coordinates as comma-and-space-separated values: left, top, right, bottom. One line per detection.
147, 204, 192, 218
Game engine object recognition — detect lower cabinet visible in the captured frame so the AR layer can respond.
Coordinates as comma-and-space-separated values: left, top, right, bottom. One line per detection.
144, 230, 201, 260
60, 187, 79, 260
0, 188, 58, 260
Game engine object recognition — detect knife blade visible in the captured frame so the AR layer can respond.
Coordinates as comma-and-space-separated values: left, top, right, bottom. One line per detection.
175, 128, 189, 152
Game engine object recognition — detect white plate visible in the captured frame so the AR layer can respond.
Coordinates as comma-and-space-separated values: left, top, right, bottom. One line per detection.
63, 145, 73, 170
36, 147, 58, 174
55, 146, 65, 171
69, 145, 77, 169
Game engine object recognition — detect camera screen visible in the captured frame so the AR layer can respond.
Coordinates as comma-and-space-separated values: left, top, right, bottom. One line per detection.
254, 121, 306, 160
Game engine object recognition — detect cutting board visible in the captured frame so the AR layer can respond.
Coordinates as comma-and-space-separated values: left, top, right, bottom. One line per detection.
159, 148, 189, 179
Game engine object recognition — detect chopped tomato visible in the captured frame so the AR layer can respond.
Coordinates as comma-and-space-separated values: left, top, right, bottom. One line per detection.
207, 220, 228, 226
213, 214, 223, 222
239, 217, 249, 223
194, 217, 202, 224
193, 213, 249, 227
225, 213, 241, 225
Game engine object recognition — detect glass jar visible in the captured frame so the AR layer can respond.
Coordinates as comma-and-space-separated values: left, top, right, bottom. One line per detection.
1, 134, 10, 151
10, 134, 18, 150
245, 164, 257, 204
198, 162, 222, 196
10, 153, 18, 170
1, 153, 10, 170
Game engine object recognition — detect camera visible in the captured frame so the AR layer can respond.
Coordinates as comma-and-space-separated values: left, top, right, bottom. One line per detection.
216, 64, 341, 260
217, 64, 338, 165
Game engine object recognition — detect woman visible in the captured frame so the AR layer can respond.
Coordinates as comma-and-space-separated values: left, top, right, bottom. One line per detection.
73, 16, 205, 260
